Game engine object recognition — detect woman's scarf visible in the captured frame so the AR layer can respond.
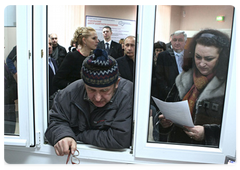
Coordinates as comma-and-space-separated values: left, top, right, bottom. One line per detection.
182, 69, 215, 115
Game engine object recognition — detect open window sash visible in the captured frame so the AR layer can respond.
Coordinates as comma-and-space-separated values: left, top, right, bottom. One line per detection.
133, 5, 236, 164
4, 5, 35, 147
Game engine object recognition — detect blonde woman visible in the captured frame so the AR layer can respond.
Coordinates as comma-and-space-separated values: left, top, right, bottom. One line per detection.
53, 27, 99, 90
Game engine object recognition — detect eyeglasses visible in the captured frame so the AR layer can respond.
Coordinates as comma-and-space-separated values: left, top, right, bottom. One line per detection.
66, 149, 80, 164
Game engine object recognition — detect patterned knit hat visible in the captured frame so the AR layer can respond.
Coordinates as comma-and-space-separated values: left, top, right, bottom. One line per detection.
81, 49, 119, 87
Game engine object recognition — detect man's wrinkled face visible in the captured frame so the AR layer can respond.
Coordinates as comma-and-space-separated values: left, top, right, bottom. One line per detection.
85, 78, 120, 107
171, 34, 186, 53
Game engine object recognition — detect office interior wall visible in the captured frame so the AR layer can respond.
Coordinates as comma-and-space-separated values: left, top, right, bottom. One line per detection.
155, 5, 234, 43
48, 5, 137, 51
48, 5, 85, 51
85, 5, 137, 20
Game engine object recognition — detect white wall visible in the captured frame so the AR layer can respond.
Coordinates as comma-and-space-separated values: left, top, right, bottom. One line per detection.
48, 5, 137, 51
155, 5, 234, 43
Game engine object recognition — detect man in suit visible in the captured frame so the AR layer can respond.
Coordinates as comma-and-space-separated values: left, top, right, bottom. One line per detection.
155, 31, 187, 100
50, 33, 67, 67
117, 36, 135, 82
48, 37, 58, 99
97, 26, 123, 59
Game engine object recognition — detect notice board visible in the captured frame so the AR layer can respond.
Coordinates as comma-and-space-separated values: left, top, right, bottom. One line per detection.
86, 15, 136, 42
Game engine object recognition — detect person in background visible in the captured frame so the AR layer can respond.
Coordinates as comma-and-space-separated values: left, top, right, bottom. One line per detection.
117, 36, 135, 82
119, 38, 125, 54
48, 37, 59, 109
152, 41, 166, 98
49, 33, 67, 67
68, 39, 77, 52
6, 46, 17, 81
158, 29, 230, 147
53, 27, 98, 90
4, 62, 17, 134
155, 31, 187, 100
165, 34, 173, 51
153, 41, 166, 66
97, 26, 123, 59
45, 49, 133, 156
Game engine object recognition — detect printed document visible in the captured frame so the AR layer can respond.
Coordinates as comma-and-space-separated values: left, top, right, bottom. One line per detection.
152, 97, 194, 127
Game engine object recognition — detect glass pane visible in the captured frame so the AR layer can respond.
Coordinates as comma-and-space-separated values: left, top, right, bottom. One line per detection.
46, 5, 137, 149
148, 5, 234, 148
4, 5, 19, 135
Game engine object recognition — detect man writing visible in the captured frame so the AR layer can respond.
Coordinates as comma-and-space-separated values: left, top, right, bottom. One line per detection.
45, 49, 133, 156
97, 26, 123, 59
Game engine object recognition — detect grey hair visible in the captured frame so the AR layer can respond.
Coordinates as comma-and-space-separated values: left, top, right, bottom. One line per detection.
172, 30, 187, 41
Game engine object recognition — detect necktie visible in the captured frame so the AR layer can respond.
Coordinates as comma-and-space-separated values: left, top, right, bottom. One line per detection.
49, 58, 56, 75
176, 53, 183, 74
106, 43, 110, 53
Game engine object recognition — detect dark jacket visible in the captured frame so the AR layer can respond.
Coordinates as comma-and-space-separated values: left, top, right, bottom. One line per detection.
117, 55, 134, 82
160, 69, 225, 147
155, 49, 179, 100
52, 44, 67, 67
53, 51, 86, 90
4, 63, 17, 105
6, 46, 17, 74
97, 41, 123, 59
49, 57, 58, 97
4, 63, 17, 134
45, 78, 133, 149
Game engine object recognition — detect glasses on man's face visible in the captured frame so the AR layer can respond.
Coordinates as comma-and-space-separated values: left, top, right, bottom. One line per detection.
66, 149, 80, 164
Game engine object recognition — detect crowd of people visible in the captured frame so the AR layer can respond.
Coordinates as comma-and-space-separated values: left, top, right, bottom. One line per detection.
4, 25, 231, 157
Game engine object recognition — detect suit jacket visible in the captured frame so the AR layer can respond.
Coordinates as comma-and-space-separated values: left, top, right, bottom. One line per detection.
49, 57, 59, 96
97, 40, 123, 59
117, 55, 134, 82
155, 49, 179, 100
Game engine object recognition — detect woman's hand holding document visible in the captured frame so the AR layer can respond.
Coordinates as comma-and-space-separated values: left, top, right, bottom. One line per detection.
152, 97, 194, 128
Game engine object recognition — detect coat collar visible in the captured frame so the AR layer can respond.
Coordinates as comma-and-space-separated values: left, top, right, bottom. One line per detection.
176, 69, 225, 102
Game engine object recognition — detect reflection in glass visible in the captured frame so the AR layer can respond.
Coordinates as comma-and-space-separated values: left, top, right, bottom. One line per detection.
4, 5, 19, 135
148, 5, 234, 148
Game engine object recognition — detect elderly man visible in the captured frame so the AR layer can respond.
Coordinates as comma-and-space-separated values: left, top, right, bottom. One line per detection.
155, 31, 187, 101
97, 26, 123, 59
45, 49, 133, 156
49, 33, 67, 67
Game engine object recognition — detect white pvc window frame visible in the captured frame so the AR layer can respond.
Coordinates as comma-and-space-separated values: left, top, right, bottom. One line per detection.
133, 5, 236, 164
4, 5, 236, 164
4, 5, 35, 147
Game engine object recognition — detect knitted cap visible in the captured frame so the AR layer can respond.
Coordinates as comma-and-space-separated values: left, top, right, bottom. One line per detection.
81, 49, 119, 87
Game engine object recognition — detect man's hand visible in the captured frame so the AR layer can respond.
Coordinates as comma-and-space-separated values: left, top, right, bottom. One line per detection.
54, 137, 77, 156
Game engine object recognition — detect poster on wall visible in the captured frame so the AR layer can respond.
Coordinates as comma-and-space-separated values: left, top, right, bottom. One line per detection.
86, 15, 136, 42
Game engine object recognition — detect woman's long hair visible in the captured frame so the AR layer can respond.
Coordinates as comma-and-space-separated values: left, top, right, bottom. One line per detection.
182, 29, 231, 80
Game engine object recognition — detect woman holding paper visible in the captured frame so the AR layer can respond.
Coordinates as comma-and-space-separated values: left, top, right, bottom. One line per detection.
158, 29, 230, 147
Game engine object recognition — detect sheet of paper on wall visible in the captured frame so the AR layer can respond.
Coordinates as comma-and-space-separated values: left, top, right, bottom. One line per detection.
152, 97, 194, 128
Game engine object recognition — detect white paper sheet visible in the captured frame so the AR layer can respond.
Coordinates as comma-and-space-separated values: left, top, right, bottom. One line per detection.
152, 97, 194, 127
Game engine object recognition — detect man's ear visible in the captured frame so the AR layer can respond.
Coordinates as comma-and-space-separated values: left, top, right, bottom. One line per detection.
115, 78, 121, 89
